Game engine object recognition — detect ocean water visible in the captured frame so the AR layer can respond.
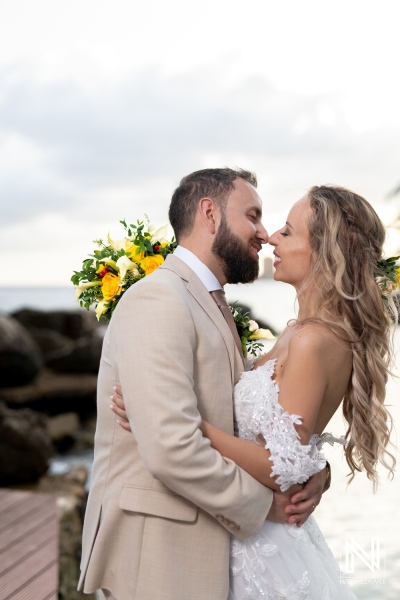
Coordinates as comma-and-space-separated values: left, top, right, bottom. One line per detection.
1, 283, 399, 598
0, 286, 77, 314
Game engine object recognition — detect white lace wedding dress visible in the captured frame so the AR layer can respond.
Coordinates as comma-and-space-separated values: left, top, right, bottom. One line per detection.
229, 359, 357, 600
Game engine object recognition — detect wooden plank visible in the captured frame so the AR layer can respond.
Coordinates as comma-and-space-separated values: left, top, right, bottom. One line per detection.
0, 497, 55, 553
0, 528, 57, 598
2, 559, 59, 600
0, 489, 59, 600
0, 517, 57, 575
0, 494, 52, 534
0, 490, 30, 515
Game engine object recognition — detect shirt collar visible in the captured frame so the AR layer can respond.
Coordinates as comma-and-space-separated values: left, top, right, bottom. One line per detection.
173, 245, 222, 292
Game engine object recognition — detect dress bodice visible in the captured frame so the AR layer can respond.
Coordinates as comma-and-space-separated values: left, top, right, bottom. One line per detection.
234, 359, 344, 491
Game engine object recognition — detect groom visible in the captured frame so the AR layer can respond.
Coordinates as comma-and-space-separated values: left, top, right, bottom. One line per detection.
79, 168, 327, 600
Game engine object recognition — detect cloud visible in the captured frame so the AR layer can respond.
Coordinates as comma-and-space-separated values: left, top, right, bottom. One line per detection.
1, 62, 399, 234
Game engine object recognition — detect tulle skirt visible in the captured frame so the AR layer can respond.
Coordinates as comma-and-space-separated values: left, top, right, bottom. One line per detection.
228, 516, 357, 600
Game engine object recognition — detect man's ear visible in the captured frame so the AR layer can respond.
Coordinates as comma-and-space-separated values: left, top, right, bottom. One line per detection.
198, 197, 220, 234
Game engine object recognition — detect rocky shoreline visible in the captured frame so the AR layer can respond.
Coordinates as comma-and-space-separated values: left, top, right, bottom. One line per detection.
0, 308, 102, 599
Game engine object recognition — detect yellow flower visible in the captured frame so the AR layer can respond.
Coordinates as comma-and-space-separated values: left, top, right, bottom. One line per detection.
125, 243, 145, 263
396, 268, 400, 286
100, 257, 118, 271
96, 264, 109, 275
140, 254, 164, 276
102, 272, 122, 300
107, 234, 144, 262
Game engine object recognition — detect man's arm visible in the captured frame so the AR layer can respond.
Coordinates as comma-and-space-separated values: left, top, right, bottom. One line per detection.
110, 278, 272, 540
111, 390, 328, 527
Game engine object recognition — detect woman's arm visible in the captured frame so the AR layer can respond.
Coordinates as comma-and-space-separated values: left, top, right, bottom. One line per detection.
200, 420, 282, 490
200, 329, 330, 490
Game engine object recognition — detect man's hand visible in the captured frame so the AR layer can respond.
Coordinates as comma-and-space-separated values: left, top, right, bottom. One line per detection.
266, 485, 304, 524
267, 468, 326, 527
110, 386, 131, 431
284, 469, 327, 527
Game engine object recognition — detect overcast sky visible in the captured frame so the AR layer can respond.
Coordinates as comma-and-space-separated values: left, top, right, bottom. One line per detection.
1, 0, 400, 285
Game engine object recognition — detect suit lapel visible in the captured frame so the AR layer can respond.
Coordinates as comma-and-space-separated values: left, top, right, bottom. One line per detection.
160, 255, 244, 386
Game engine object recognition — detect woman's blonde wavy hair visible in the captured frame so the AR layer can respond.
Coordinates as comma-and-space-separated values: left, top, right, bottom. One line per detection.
304, 184, 396, 489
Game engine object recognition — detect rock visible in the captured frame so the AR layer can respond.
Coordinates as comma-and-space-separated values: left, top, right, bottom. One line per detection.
0, 368, 98, 417
30, 327, 72, 358
46, 333, 103, 374
0, 313, 43, 388
11, 308, 99, 340
0, 402, 54, 484
47, 412, 81, 440
47, 412, 81, 452
68, 415, 96, 453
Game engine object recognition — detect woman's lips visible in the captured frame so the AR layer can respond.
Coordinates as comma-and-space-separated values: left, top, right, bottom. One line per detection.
273, 253, 281, 268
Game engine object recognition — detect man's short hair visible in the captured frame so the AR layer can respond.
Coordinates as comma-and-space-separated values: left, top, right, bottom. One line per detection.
168, 168, 257, 242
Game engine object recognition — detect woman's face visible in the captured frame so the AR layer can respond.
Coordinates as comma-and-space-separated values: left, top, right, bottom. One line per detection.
268, 194, 314, 290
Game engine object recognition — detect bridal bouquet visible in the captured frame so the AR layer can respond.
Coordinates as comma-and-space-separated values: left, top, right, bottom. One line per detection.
71, 217, 177, 321
231, 305, 275, 357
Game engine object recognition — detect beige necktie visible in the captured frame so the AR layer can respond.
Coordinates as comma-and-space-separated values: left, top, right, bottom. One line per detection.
210, 289, 245, 364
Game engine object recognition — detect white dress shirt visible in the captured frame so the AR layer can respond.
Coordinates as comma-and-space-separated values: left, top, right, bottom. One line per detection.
173, 245, 222, 292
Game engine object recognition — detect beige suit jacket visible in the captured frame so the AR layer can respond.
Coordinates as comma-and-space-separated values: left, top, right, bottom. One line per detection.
78, 255, 272, 600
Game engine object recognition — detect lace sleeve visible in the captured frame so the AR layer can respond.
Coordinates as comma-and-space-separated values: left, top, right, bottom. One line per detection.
263, 408, 326, 492
235, 360, 326, 492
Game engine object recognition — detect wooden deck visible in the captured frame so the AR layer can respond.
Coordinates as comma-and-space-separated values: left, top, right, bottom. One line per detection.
0, 488, 59, 600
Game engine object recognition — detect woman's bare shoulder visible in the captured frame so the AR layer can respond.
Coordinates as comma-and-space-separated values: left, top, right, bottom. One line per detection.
288, 322, 351, 357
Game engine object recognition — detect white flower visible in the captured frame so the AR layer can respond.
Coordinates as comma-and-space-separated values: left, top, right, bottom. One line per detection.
249, 319, 259, 332
107, 233, 128, 252
116, 255, 140, 280
376, 276, 398, 296
95, 298, 110, 321
249, 328, 276, 341
150, 224, 169, 244
75, 280, 102, 300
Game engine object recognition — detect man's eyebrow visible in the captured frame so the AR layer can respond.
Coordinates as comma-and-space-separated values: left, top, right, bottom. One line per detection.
286, 221, 293, 229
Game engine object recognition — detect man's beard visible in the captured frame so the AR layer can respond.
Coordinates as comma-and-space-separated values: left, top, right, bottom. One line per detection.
212, 215, 259, 284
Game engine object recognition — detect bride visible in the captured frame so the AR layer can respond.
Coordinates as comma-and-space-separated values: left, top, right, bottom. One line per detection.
112, 184, 396, 599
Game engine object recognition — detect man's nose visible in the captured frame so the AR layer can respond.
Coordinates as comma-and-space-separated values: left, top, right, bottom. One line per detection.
257, 224, 269, 244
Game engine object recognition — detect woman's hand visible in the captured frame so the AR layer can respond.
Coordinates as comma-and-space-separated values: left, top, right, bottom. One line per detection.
110, 385, 131, 431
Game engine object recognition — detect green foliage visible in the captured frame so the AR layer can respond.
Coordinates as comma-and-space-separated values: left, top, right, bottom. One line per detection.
230, 303, 264, 357
71, 217, 177, 321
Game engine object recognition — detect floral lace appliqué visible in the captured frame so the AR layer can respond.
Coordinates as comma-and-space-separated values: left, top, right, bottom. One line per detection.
234, 359, 326, 492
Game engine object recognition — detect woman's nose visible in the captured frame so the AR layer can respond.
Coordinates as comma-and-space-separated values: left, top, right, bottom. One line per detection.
268, 231, 278, 246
